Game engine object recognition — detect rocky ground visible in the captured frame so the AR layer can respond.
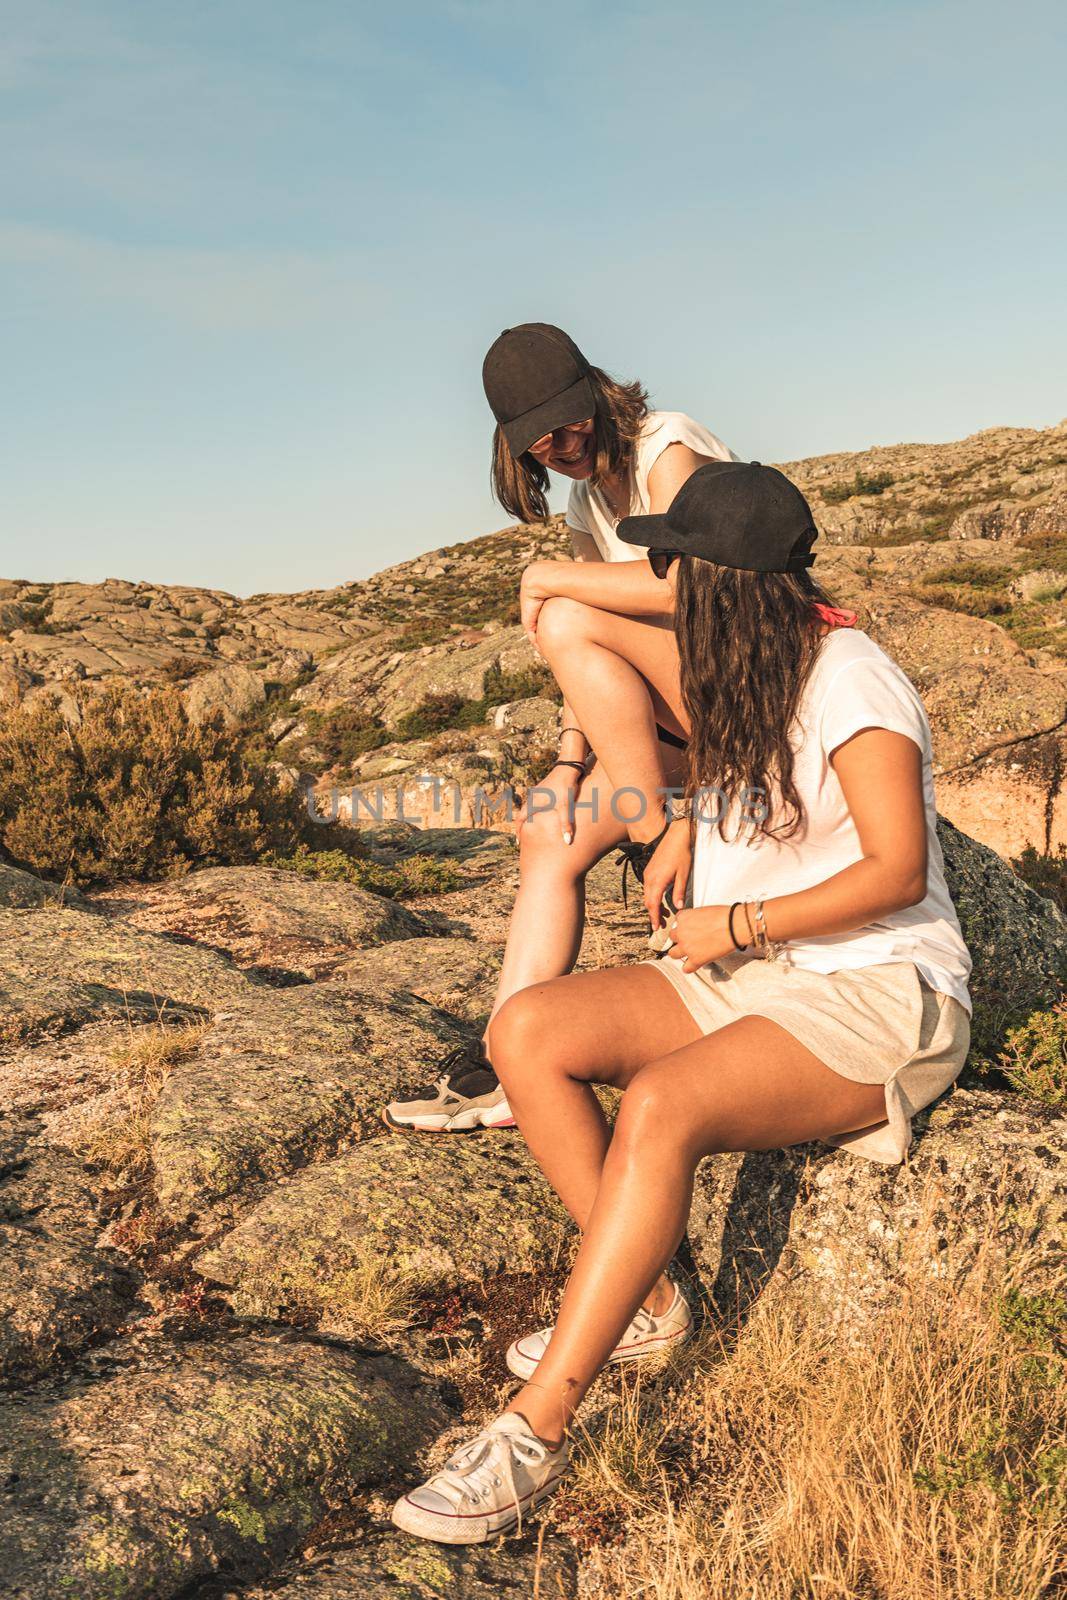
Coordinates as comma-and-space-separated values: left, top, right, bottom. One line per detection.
2, 417, 1067, 1597
1, 814, 1065, 1598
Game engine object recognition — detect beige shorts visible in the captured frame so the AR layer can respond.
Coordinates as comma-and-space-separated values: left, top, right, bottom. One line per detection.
646, 952, 970, 1164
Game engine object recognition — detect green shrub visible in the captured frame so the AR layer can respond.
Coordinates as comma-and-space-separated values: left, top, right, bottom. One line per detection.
160, 655, 211, 683
299, 704, 388, 766
822, 469, 895, 504
1012, 844, 1067, 912
994, 1002, 1067, 1109
913, 583, 1011, 618
0, 686, 303, 887
393, 691, 469, 741
1017, 533, 1067, 572
264, 843, 460, 900
392, 662, 558, 743
921, 562, 1012, 590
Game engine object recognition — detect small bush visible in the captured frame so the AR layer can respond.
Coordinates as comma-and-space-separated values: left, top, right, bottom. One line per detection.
392, 662, 559, 744
922, 561, 1012, 590
822, 469, 895, 504
159, 655, 211, 683
0, 686, 303, 887
394, 691, 469, 741
264, 842, 461, 900
995, 1001, 1067, 1109
913, 583, 1012, 618
1012, 844, 1067, 911
1017, 533, 1067, 572
299, 704, 387, 766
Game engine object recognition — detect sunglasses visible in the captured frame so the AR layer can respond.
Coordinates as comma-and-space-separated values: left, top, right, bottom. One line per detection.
527, 419, 595, 456
648, 549, 682, 580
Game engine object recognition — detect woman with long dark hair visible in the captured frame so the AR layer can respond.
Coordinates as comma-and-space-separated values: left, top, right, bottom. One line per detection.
385, 324, 736, 1134
392, 462, 972, 1544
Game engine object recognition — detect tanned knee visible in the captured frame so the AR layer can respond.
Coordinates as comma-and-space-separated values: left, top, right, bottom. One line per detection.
517, 805, 587, 877
614, 1061, 700, 1156
487, 988, 556, 1089
535, 595, 592, 660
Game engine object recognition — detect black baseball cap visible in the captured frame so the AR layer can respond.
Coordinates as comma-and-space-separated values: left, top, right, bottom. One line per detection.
617, 460, 818, 573
482, 323, 597, 459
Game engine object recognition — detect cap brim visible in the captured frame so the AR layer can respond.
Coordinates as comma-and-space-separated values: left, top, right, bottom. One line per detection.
502, 375, 596, 459
616, 512, 676, 550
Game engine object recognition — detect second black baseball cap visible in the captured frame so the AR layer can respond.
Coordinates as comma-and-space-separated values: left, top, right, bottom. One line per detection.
617, 460, 818, 574
482, 323, 597, 459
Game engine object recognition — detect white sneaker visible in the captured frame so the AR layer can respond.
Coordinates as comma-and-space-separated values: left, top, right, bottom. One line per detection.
506, 1283, 693, 1381
383, 1040, 515, 1133
391, 1412, 569, 1545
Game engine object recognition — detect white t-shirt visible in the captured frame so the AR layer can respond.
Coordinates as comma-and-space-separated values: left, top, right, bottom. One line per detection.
689, 629, 972, 1012
566, 410, 737, 563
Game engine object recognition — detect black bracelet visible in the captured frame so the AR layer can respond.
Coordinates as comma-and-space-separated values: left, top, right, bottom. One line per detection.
727, 901, 747, 952
553, 760, 587, 773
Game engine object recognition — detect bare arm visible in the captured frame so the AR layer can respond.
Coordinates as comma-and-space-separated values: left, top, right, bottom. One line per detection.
521, 443, 722, 627
666, 729, 928, 971
522, 557, 673, 630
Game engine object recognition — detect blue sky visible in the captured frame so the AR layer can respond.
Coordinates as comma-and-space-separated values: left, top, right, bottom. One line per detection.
1, 0, 1064, 595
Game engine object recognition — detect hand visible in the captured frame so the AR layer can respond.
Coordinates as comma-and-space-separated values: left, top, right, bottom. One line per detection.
664, 905, 739, 973
642, 819, 693, 930
514, 760, 585, 845
519, 562, 555, 653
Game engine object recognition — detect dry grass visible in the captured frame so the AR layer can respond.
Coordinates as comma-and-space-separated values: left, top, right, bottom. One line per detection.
232, 1254, 431, 1344
573, 1242, 1065, 1599
77, 1019, 208, 1175
284, 1256, 428, 1341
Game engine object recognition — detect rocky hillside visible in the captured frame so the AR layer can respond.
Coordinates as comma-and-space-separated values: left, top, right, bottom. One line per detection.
2, 418, 1067, 1598
3, 419, 1067, 861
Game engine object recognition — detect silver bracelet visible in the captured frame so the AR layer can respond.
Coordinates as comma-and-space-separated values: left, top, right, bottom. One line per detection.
753, 896, 782, 962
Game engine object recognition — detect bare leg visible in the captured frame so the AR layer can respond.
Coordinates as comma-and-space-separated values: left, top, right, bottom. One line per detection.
488, 764, 626, 1025
535, 600, 687, 845
499, 976, 888, 1444
487, 746, 685, 1026
488, 966, 700, 1228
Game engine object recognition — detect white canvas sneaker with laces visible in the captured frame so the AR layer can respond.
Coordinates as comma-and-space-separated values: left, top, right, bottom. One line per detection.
391, 1412, 569, 1545
506, 1282, 693, 1381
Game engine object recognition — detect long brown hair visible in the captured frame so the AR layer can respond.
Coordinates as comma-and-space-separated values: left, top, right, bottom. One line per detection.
490, 364, 650, 523
674, 557, 839, 842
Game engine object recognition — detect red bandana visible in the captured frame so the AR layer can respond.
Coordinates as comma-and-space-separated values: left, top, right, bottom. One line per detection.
812, 602, 857, 629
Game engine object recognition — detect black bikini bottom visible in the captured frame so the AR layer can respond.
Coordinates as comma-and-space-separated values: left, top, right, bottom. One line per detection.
656, 723, 688, 751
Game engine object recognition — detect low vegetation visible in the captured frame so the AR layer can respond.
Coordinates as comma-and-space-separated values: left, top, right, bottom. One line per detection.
392, 661, 558, 743
821, 468, 895, 503
294, 703, 388, 764
1013, 843, 1067, 910
264, 842, 461, 899
571, 1234, 1065, 1599
0, 686, 304, 888
995, 1001, 1067, 1109
239, 1256, 429, 1343
77, 1019, 208, 1176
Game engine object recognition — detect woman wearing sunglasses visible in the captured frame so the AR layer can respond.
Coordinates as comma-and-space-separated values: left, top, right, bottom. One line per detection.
392, 462, 971, 1544
384, 323, 736, 1136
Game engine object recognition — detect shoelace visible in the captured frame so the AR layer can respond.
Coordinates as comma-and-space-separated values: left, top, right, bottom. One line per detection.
615, 840, 677, 915
430, 1427, 550, 1535
614, 839, 651, 911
